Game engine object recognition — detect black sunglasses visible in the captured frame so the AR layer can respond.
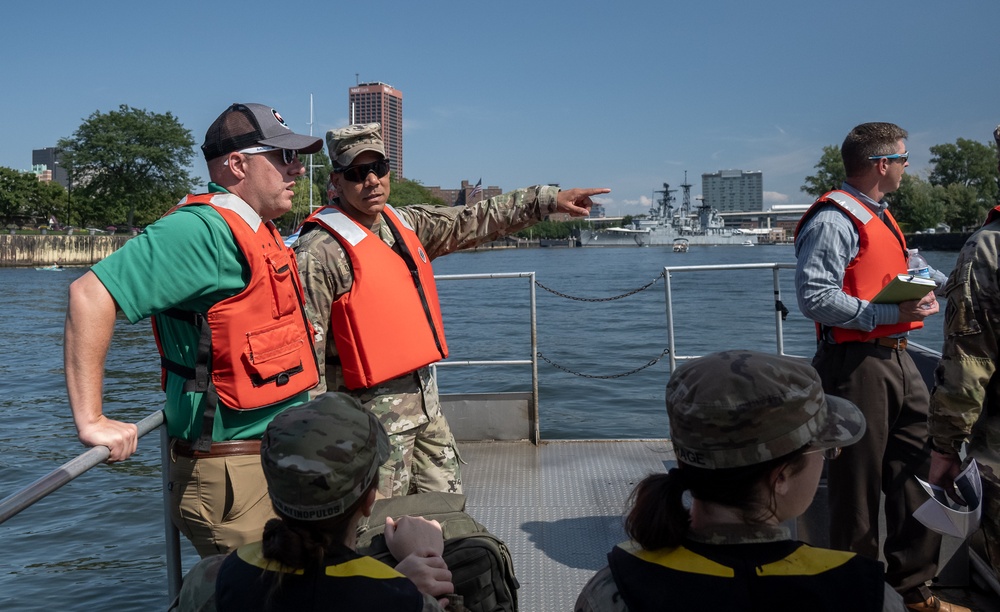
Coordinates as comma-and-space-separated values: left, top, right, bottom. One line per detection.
335, 159, 392, 183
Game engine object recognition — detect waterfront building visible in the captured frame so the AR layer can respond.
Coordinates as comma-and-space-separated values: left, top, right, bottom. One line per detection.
32, 147, 69, 188
349, 82, 404, 178
701, 169, 763, 212
720, 204, 811, 243
32, 165, 52, 181
424, 180, 501, 207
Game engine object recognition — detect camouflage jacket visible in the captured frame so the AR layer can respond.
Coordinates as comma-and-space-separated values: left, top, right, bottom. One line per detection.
294, 186, 560, 431
574, 524, 905, 612
930, 220, 1000, 470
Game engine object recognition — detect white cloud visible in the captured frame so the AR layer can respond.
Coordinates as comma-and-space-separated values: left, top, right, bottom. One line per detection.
763, 191, 789, 204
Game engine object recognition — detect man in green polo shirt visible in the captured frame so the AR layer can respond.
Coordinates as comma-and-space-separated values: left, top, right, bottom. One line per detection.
64, 103, 322, 557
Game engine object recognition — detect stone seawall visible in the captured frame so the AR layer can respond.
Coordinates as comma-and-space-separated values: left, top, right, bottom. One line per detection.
0, 234, 132, 267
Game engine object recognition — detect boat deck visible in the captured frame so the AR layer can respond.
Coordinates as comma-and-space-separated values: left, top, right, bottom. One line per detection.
458, 438, 1000, 612
461, 438, 674, 610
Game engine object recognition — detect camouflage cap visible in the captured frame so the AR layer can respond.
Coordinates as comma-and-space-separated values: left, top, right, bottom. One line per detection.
261, 392, 389, 521
327, 123, 385, 168
666, 350, 865, 470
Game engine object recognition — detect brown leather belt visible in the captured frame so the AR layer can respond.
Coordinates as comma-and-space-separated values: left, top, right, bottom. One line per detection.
873, 336, 907, 351
172, 439, 261, 459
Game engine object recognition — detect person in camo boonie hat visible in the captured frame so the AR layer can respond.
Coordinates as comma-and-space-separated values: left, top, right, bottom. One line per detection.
261, 391, 390, 521
326, 122, 386, 168
574, 351, 902, 612
194, 392, 457, 610
666, 349, 866, 469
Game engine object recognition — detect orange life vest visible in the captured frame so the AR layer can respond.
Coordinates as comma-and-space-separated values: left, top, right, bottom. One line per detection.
795, 190, 922, 343
984, 205, 1000, 226
152, 193, 318, 430
304, 203, 448, 389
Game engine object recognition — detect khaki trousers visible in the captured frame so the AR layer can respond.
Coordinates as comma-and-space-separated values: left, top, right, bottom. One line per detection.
168, 452, 276, 558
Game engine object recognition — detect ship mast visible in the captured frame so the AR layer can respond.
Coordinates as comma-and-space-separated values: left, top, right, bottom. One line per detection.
653, 182, 676, 220
680, 171, 693, 218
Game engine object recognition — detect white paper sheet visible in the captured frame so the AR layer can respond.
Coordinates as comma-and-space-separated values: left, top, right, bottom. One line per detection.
913, 459, 982, 539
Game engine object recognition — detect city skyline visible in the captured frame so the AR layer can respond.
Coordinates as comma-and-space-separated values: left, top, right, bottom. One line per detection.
2, 1, 998, 218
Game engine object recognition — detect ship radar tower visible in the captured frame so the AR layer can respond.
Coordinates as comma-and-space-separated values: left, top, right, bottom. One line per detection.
653, 182, 676, 220
680, 171, 693, 218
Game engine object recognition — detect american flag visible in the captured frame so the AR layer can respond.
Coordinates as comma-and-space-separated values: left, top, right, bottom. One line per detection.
469, 178, 482, 200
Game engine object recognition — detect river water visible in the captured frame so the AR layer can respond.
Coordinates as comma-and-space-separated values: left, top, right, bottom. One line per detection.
0, 245, 959, 610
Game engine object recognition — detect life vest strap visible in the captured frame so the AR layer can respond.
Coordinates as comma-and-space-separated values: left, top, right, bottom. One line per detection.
383, 215, 446, 357
159, 308, 217, 452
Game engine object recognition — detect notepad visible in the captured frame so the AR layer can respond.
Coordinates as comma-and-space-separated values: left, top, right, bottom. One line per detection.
871, 274, 937, 304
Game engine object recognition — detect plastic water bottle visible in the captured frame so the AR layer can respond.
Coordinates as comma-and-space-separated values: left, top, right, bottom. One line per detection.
907, 248, 931, 278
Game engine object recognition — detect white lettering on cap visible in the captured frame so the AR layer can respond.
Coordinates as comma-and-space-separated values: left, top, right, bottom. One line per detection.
676, 447, 707, 466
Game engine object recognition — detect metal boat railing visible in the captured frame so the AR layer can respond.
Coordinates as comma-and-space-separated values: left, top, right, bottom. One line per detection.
0, 411, 184, 596
431, 272, 540, 443
0, 271, 542, 604
663, 261, 798, 370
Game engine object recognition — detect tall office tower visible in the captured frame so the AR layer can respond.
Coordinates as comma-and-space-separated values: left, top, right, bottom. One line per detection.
701, 169, 763, 212
348, 82, 403, 178
32, 147, 69, 188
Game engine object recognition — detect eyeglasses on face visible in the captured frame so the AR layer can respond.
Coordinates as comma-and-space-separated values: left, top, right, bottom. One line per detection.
334, 159, 392, 183
224, 146, 299, 166
803, 446, 842, 460
868, 151, 909, 163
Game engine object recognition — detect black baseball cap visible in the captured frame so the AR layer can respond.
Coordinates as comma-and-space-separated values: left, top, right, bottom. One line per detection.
201, 103, 322, 161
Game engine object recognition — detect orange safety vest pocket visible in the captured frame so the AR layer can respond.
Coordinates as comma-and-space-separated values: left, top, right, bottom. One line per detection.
264, 250, 298, 318
242, 318, 311, 388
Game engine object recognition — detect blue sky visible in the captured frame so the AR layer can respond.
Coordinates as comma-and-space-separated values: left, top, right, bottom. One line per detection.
3, 1, 998, 217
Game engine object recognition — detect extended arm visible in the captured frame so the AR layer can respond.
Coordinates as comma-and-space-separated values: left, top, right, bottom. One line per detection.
64, 271, 138, 462
401, 186, 609, 259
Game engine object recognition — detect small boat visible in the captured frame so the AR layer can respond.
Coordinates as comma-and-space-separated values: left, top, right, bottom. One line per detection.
672, 238, 689, 253
35, 265, 65, 271
742, 239, 754, 247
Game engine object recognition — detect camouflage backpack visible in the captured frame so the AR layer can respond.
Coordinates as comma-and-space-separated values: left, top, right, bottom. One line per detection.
356, 492, 519, 612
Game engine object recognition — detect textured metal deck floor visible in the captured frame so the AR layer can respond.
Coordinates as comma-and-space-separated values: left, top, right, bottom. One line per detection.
458, 438, 1000, 612
459, 439, 675, 611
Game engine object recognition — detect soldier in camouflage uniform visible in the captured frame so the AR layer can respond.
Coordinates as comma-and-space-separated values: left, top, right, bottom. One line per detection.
294, 123, 608, 499
172, 392, 457, 611
928, 125, 1000, 585
576, 350, 909, 612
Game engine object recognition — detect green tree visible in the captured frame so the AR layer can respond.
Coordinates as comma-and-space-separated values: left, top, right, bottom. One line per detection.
0, 167, 40, 225
281, 149, 333, 232
57, 105, 197, 228
32, 180, 68, 226
934, 182, 983, 232
888, 174, 941, 233
388, 175, 446, 207
928, 138, 999, 209
514, 219, 590, 239
801, 145, 845, 198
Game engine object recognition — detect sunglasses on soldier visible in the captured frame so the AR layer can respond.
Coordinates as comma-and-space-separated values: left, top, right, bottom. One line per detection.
335, 159, 392, 183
